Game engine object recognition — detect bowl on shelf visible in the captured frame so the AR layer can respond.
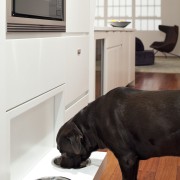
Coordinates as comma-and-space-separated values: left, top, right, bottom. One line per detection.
111, 21, 131, 28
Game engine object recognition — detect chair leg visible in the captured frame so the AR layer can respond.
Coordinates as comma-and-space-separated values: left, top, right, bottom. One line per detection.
168, 52, 180, 58
152, 50, 180, 58
162, 52, 167, 58
153, 50, 158, 54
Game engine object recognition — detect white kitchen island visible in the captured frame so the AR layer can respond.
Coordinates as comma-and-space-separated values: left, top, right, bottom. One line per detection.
94, 27, 135, 95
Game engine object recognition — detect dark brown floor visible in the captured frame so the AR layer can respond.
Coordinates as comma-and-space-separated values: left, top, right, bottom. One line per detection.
95, 72, 180, 180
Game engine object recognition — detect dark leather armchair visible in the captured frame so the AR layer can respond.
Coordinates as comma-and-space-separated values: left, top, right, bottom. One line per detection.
150, 25, 179, 57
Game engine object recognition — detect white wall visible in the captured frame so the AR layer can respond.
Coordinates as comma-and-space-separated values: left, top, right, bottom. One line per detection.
135, 0, 180, 56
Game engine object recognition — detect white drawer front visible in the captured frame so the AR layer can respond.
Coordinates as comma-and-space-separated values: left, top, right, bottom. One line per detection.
65, 94, 88, 122
106, 32, 123, 48
64, 36, 89, 107
6, 37, 66, 110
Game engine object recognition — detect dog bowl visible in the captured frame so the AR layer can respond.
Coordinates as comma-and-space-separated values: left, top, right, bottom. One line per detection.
36, 176, 70, 180
111, 21, 131, 28
52, 156, 91, 169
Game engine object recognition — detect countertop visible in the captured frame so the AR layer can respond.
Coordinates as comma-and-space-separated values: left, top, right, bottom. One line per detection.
94, 27, 135, 40
94, 26, 135, 32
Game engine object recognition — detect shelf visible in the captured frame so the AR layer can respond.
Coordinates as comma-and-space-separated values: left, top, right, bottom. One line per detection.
24, 148, 106, 180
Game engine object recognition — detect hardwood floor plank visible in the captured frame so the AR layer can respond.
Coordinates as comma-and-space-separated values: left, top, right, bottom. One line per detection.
176, 166, 180, 180
99, 150, 120, 180
110, 165, 122, 180
155, 157, 178, 180
178, 157, 180, 166
139, 158, 160, 172
135, 73, 180, 90
138, 170, 156, 180
138, 158, 159, 180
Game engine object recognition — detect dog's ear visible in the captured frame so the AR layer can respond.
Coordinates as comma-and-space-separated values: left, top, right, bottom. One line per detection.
67, 123, 83, 155
67, 135, 82, 155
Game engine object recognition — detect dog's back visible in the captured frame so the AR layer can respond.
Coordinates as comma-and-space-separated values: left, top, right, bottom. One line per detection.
85, 87, 180, 159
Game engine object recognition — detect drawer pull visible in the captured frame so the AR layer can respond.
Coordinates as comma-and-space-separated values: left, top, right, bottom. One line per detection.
77, 49, 81, 55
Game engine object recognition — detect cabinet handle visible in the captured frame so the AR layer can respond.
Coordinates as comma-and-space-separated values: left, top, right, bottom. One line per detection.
77, 49, 81, 55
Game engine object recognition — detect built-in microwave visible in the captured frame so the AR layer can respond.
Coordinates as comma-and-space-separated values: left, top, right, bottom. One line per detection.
7, 0, 66, 32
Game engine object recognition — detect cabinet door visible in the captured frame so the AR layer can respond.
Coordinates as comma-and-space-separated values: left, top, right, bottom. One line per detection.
106, 32, 122, 48
104, 31, 135, 93
6, 37, 66, 110
104, 45, 123, 93
66, 0, 90, 32
127, 32, 135, 84
121, 32, 135, 85
64, 36, 89, 107
121, 32, 129, 86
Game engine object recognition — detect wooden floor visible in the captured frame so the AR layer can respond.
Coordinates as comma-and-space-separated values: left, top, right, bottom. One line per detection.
95, 72, 180, 180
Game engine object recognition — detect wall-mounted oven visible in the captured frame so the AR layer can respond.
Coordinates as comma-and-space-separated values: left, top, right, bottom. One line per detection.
7, 0, 66, 32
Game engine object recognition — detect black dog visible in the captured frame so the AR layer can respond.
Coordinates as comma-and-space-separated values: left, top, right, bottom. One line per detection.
56, 87, 180, 180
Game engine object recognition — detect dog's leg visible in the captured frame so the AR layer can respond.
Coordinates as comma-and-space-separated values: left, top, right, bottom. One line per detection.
117, 152, 139, 180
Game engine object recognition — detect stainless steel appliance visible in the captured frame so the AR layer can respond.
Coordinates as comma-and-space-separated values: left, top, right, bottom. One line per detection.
7, 0, 66, 32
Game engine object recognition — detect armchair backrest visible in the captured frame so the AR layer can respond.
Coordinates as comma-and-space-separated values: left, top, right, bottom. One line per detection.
159, 25, 179, 52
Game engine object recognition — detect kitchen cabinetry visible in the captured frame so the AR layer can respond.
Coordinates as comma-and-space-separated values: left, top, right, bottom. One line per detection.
5, 33, 90, 179
66, 0, 90, 32
126, 32, 135, 84
6, 38, 65, 111
106, 45, 123, 91
64, 36, 89, 108
105, 32, 124, 92
6, 35, 89, 113
64, 35, 89, 121
0, 0, 97, 179
5, 35, 89, 180
95, 28, 135, 95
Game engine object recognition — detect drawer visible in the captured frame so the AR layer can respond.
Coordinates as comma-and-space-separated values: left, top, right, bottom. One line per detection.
106, 32, 123, 48
6, 37, 66, 110
64, 35, 89, 106
65, 94, 88, 122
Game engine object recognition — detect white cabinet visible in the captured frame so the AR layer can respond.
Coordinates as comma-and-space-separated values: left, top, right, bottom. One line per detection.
105, 45, 122, 91
126, 32, 135, 84
64, 35, 89, 121
1, 0, 94, 178
66, 0, 90, 32
5, 35, 89, 179
104, 32, 123, 92
6, 37, 66, 111
119, 32, 135, 87
99, 30, 135, 94
64, 35, 89, 108
6, 35, 89, 115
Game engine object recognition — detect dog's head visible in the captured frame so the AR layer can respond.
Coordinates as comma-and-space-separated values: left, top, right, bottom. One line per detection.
56, 120, 91, 168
